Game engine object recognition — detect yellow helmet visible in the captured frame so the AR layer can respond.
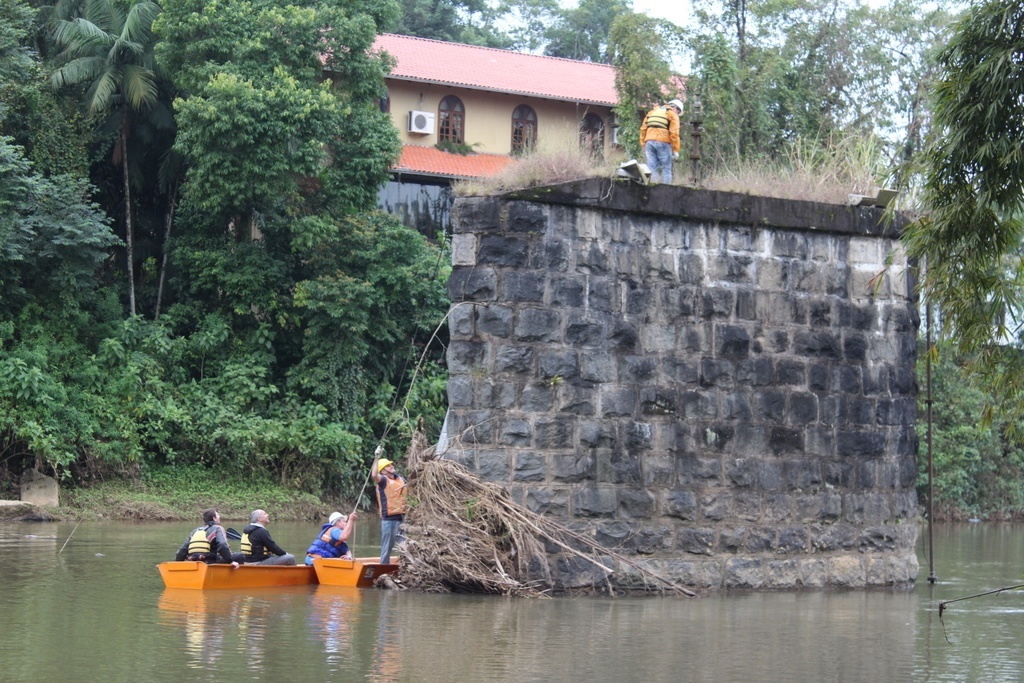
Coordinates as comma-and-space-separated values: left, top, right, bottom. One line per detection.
377, 458, 393, 473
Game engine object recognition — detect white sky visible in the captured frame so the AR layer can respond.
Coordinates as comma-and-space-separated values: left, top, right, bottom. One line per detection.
629, 0, 691, 29
628, 0, 693, 71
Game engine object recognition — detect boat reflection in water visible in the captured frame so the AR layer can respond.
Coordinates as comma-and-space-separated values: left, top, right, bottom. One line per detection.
158, 589, 238, 670
157, 586, 314, 673
308, 585, 361, 664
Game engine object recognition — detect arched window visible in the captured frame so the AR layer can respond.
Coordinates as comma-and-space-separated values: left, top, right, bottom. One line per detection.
580, 113, 604, 157
511, 105, 537, 155
439, 96, 465, 144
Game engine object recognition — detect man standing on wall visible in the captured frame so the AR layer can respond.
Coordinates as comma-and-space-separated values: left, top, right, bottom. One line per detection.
640, 99, 683, 184
372, 446, 408, 564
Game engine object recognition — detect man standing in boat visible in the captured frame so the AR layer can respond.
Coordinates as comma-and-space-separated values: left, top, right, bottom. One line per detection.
174, 508, 241, 567
304, 510, 357, 564
371, 446, 407, 564
240, 509, 296, 565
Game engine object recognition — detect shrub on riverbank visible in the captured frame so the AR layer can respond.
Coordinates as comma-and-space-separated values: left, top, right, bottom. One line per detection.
55, 464, 346, 522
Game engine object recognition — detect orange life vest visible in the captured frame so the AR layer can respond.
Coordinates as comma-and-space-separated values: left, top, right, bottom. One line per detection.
376, 474, 408, 518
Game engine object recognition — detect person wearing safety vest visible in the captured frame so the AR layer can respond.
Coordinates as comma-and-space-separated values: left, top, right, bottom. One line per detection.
240, 508, 296, 565
372, 446, 408, 564
174, 508, 241, 566
640, 98, 684, 184
304, 510, 357, 564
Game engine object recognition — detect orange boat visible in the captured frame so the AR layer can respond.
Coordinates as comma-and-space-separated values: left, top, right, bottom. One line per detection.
312, 556, 399, 587
157, 561, 317, 589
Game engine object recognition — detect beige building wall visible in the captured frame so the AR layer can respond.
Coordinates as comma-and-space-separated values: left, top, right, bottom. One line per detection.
387, 82, 617, 156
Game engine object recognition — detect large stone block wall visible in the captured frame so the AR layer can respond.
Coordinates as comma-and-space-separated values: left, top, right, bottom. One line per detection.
444, 179, 919, 591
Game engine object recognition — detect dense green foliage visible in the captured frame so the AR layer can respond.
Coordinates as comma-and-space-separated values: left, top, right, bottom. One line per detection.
544, 0, 631, 63
395, 0, 510, 47
0, 0, 92, 176
685, 0, 956, 170
0, 135, 123, 475
0, 0, 449, 503
919, 343, 1024, 520
397, 0, 639, 64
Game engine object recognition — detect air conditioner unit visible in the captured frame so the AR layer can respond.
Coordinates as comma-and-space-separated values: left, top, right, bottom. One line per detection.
408, 110, 435, 135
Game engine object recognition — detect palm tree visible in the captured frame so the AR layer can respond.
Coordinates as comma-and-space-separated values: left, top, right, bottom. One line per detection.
50, 0, 162, 316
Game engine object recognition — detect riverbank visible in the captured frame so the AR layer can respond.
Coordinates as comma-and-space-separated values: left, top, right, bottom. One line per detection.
0, 466, 356, 523
3, 466, 1014, 524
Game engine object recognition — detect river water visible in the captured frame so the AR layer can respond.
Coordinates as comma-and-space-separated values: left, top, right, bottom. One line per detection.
0, 519, 1020, 682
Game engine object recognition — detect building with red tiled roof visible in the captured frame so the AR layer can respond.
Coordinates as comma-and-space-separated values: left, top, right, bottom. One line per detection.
372, 34, 623, 235
393, 145, 515, 180
376, 33, 618, 108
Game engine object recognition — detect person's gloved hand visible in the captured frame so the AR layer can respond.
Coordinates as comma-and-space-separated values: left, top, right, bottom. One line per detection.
672, 152, 680, 160
374, 444, 383, 457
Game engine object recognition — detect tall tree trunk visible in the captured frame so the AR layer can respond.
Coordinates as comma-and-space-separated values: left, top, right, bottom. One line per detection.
121, 116, 136, 316
155, 179, 178, 320
732, 0, 749, 157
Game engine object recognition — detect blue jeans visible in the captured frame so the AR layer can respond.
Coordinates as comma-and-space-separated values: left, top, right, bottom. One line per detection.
644, 141, 674, 184
380, 518, 404, 564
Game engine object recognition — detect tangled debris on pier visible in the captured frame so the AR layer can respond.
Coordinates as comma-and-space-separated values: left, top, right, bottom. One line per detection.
394, 424, 695, 598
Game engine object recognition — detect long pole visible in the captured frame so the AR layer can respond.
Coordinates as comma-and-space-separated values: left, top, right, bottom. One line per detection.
58, 519, 83, 555
926, 292, 936, 583
939, 583, 1024, 616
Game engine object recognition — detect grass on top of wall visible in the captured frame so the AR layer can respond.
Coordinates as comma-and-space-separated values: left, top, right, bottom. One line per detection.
456, 133, 617, 196
456, 133, 904, 208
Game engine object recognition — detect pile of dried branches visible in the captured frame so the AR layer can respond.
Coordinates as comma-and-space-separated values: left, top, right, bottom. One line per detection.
397, 453, 695, 598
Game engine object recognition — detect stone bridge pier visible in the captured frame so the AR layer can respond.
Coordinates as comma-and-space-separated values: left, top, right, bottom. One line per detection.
443, 179, 919, 591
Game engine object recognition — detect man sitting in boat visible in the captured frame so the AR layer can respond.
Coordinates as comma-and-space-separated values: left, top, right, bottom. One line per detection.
304, 511, 357, 565
174, 508, 241, 567
240, 509, 296, 565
